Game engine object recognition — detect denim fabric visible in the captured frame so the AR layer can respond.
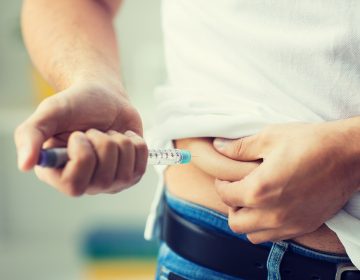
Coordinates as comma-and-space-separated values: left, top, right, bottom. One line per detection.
156, 191, 351, 280
267, 241, 288, 280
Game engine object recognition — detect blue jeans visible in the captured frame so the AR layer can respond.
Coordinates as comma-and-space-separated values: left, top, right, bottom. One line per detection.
156, 191, 351, 280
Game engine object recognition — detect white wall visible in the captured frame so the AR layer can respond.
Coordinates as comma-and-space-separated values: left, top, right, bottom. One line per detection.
0, 0, 32, 107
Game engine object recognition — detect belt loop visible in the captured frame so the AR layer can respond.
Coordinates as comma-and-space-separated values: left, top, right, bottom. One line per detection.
267, 241, 289, 280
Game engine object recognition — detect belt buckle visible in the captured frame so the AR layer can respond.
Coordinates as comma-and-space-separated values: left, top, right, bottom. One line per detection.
335, 263, 359, 280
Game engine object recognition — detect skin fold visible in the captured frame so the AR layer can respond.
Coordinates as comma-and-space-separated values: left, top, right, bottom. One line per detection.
167, 122, 360, 254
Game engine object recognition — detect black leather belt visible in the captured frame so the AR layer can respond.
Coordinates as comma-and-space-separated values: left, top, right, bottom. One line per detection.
162, 203, 360, 280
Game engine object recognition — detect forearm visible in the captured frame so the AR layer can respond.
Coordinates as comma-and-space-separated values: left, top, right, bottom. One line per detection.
330, 116, 360, 192
22, 0, 123, 91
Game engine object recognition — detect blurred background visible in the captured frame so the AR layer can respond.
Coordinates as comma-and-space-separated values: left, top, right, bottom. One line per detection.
0, 0, 165, 279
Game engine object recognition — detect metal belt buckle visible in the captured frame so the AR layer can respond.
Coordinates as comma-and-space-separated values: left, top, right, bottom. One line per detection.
335, 263, 359, 280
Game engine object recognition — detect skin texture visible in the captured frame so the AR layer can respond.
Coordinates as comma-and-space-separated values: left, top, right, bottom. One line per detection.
167, 138, 347, 253
16, 0, 359, 250
15, 0, 148, 196
212, 122, 360, 244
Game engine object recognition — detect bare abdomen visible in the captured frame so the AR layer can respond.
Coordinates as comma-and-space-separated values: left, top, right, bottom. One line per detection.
165, 138, 346, 254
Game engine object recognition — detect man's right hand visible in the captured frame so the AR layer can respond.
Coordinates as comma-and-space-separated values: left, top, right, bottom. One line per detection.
14, 82, 148, 196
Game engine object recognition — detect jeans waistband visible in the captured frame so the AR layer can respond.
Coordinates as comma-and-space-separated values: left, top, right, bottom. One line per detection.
164, 190, 351, 264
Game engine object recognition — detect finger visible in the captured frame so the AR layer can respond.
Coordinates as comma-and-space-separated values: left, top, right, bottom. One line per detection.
86, 129, 118, 188
106, 131, 135, 186
228, 207, 271, 234
34, 166, 62, 191
215, 179, 245, 207
247, 228, 295, 244
215, 160, 276, 208
15, 119, 52, 171
35, 131, 96, 196
176, 138, 259, 182
60, 131, 97, 195
124, 130, 148, 178
115, 134, 135, 185
213, 135, 262, 161
14, 96, 69, 171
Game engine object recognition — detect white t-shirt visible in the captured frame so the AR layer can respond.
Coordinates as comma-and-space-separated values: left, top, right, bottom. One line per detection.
145, 0, 360, 268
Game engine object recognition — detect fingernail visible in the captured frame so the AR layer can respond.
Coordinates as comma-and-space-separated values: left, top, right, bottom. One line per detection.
75, 132, 86, 141
213, 138, 230, 151
125, 130, 137, 137
72, 132, 86, 144
107, 130, 117, 135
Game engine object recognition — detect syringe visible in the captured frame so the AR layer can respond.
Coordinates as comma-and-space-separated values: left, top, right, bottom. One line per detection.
37, 148, 192, 168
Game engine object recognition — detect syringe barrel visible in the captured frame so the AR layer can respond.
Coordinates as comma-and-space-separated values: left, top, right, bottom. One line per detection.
147, 149, 191, 165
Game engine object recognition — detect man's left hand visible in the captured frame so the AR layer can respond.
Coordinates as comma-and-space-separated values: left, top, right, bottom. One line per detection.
213, 122, 360, 243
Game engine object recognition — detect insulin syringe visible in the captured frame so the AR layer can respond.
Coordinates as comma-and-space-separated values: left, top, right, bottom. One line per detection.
37, 148, 192, 168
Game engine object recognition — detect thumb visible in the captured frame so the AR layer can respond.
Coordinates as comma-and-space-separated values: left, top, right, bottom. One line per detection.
14, 97, 68, 171
213, 135, 260, 161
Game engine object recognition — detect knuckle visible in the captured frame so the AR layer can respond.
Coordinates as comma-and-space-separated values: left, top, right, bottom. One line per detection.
244, 196, 256, 207
113, 181, 131, 192
132, 175, 142, 185
116, 169, 133, 183
135, 164, 147, 178
245, 192, 262, 208
102, 175, 114, 188
249, 187, 264, 205
119, 138, 132, 148
69, 131, 81, 140
132, 173, 143, 183
136, 141, 148, 155
38, 95, 68, 114
106, 188, 122, 195
246, 180, 272, 207
63, 182, 84, 197
100, 138, 116, 152
94, 175, 114, 189
85, 128, 98, 135
121, 172, 133, 182
61, 175, 86, 197
86, 188, 101, 195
